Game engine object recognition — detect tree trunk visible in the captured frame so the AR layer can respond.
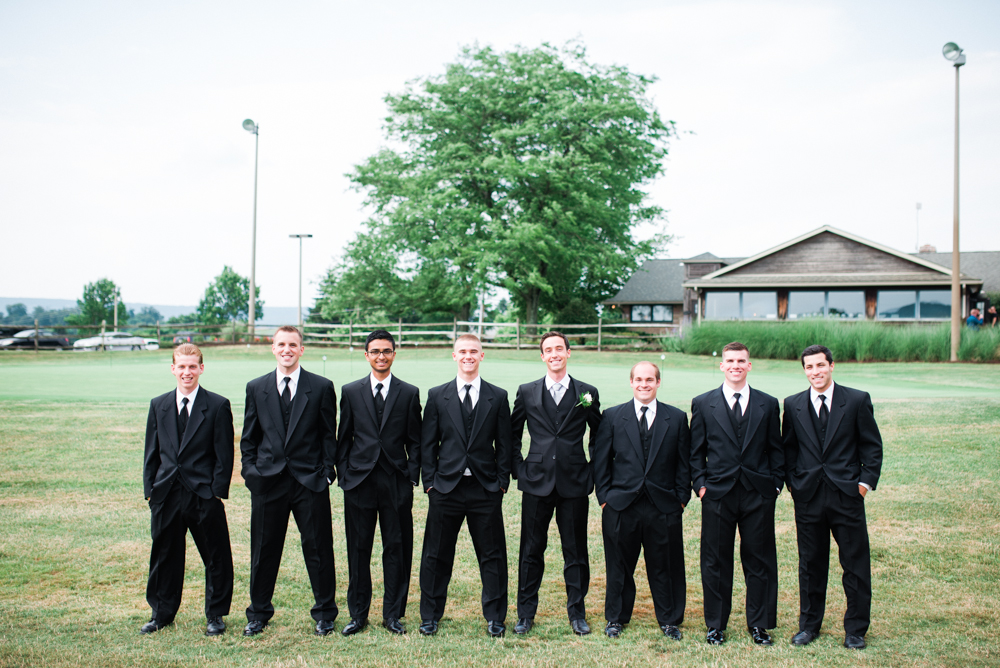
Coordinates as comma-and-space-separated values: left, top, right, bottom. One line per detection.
525, 287, 540, 327
458, 302, 472, 331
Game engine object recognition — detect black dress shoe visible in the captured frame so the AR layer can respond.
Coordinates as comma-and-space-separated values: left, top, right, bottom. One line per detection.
382, 618, 406, 634
514, 618, 534, 635
749, 627, 772, 645
419, 619, 438, 636
791, 630, 817, 646
243, 620, 268, 637
315, 619, 336, 636
341, 618, 367, 636
140, 618, 171, 635
206, 616, 226, 636
661, 624, 682, 641
570, 618, 591, 636
706, 627, 726, 645
487, 620, 506, 638
844, 634, 866, 649
605, 622, 623, 638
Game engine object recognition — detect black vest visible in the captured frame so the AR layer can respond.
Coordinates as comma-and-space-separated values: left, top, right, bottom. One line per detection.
727, 396, 748, 444
807, 397, 827, 448
541, 379, 571, 431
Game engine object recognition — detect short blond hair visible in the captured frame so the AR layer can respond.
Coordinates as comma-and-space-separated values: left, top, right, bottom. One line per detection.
630, 360, 660, 380
454, 333, 482, 349
274, 325, 303, 342
173, 343, 203, 364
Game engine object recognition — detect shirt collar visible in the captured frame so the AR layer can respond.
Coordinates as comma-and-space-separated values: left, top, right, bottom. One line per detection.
722, 382, 749, 403
176, 385, 199, 412
457, 376, 481, 394
545, 373, 570, 390
277, 365, 301, 389
633, 396, 656, 420
809, 381, 835, 405
370, 372, 393, 393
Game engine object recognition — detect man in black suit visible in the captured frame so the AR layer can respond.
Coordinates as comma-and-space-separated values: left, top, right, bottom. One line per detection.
511, 331, 602, 636
418, 333, 512, 637
240, 325, 339, 636
591, 361, 690, 640
783, 344, 882, 650
141, 343, 234, 636
690, 341, 783, 646
336, 330, 422, 636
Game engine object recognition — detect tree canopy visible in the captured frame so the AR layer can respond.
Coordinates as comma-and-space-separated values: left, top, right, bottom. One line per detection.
66, 278, 128, 327
197, 266, 264, 325
321, 42, 674, 324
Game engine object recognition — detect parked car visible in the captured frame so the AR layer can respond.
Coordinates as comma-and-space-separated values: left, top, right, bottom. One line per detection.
73, 331, 148, 351
172, 331, 202, 344
144, 338, 160, 351
0, 329, 73, 350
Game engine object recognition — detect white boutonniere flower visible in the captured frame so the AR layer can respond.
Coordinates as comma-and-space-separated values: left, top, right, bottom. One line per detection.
576, 392, 593, 408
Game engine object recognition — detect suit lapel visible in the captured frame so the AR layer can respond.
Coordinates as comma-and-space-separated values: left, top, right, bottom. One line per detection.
179, 390, 207, 454
380, 377, 399, 432
792, 390, 821, 452
741, 389, 764, 452
534, 378, 556, 430
646, 402, 669, 474
824, 389, 847, 452
285, 370, 311, 445
160, 394, 181, 453
469, 381, 493, 445
445, 381, 467, 445
711, 387, 740, 446
557, 377, 579, 435
359, 378, 379, 429
620, 405, 644, 465
264, 372, 287, 441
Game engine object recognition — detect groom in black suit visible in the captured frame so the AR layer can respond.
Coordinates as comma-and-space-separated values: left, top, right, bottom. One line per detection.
591, 361, 690, 640
783, 344, 882, 650
141, 343, 234, 636
418, 333, 513, 638
240, 325, 339, 636
690, 341, 783, 646
336, 330, 422, 636
511, 331, 602, 636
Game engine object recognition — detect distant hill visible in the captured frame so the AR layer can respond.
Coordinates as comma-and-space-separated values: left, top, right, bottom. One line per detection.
1, 297, 302, 325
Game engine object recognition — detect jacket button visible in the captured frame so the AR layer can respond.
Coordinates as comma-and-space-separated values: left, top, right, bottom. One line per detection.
552, 455, 556, 460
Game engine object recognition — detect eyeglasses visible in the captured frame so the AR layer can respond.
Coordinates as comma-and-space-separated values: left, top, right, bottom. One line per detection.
366, 349, 395, 357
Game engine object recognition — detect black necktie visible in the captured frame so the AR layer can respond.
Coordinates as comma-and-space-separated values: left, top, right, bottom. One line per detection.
282, 377, 292, 407
731, 393, 742, 421
374, 382, 385, 423
463, 384, 473, 415
818, 394, 829, 428
178, 397, 189, 437
638, 405, 648, 438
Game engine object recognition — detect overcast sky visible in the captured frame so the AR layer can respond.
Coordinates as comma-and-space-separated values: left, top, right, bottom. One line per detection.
2, 0, 998, 313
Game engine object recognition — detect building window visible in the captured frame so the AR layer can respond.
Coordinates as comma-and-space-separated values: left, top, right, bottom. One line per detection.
918, 290, 951, 319
788, 291, 865, 319
877, 290, 949, 319
704, 292, 777, 320
742, 292, 778, 320
705, 292, 740, 320
630, 304, 674, 322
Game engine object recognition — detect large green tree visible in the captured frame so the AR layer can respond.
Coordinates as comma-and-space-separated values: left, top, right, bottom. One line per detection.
197, 266, 264, 326
67, 278, 128, 327
337, 42, 673, 324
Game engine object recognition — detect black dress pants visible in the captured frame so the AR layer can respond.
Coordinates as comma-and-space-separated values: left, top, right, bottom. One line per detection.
146, 485, 233, 621
343, 466, 414, 621
793, 481, 871, 637
700, 482, 777, 630
246, 472, 338, 623
602, 495, 685, 626
419, 476, 507, 623
517, 491, 590, 621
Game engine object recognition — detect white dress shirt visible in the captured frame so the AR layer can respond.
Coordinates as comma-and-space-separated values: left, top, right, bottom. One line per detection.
370, 372, 393, 399
277, 366, 301, 399
721, 382, 749, 415
545, 373, 571, 405
176, 385, 199, 415
632, 397, 656, 428
809, 381, 835, 417
457, 376, 481, 476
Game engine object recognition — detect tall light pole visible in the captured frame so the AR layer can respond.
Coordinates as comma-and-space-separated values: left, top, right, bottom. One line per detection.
943, 43, 966, 362
289, 234, 313, 329
243, 118, 259, 341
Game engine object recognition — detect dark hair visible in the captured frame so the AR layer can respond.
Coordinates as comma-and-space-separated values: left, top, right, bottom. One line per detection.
539, 331, 570, 353
365, 330, 395, 352
274, 325, 303, 342
630, 360, 661, 381
722, 341, 748, 354
800, 344, 833, 366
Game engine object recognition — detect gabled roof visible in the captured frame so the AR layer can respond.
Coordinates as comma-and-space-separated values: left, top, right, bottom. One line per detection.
913, 251, 1000, 294
605, 259, 686, 304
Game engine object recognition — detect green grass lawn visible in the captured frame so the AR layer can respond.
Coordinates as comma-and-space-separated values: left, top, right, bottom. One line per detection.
1, 347, 999, 667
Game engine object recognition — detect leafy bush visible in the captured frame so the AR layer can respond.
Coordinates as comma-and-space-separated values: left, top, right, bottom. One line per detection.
681, 320, 999, 362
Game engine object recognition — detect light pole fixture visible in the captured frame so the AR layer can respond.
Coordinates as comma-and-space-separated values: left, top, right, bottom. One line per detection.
289, 234, 313, 329
942, 43, 965, 362
243, 118, 259, 341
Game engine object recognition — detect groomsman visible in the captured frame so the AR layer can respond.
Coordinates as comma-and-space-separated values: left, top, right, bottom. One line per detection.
336, 330, 422, 635
141, 343, 234, 636
783, 345, 882, 650
690, 341, 783, 646
511, 331, 602, 636
240, 326, 339, 636
591, 362, 690, 640
418, 333, 513, 637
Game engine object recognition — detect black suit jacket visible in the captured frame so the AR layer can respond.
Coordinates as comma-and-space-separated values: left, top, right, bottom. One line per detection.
511, 377, 602, 497
690, 386, 784, 499
782, 384, 883, 502
336, 375, 422, 489
143, 387, 234, 503
240, 368, 337, 495
591, 400, 691, 514
420, 378, 512, 494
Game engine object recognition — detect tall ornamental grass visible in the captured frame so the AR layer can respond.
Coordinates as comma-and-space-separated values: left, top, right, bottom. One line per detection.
679, 320, 1000, 362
